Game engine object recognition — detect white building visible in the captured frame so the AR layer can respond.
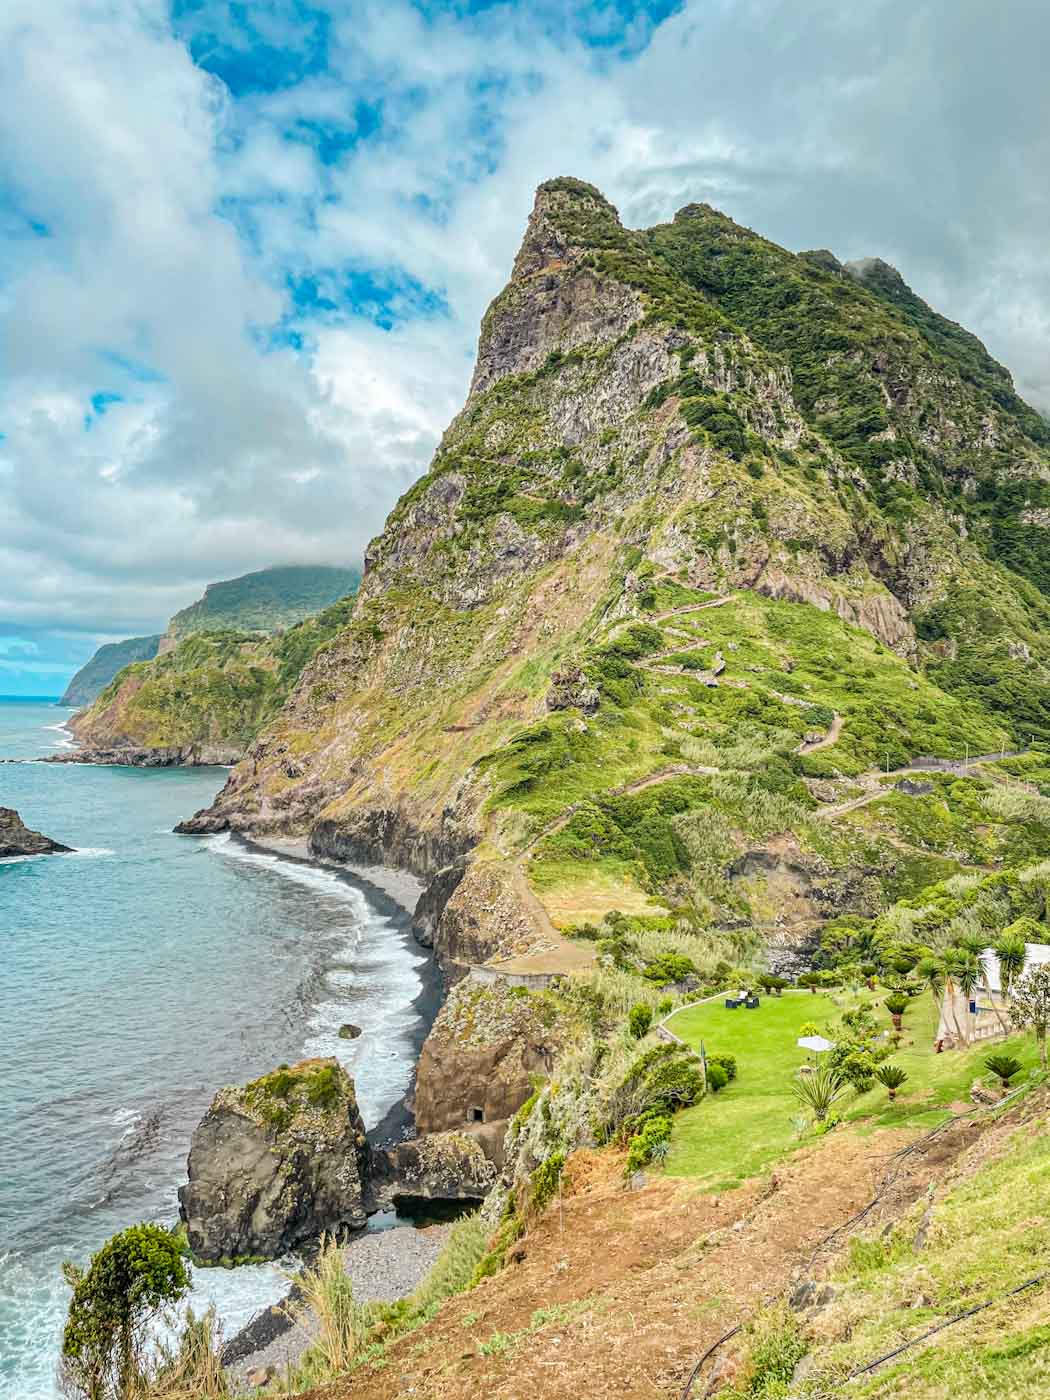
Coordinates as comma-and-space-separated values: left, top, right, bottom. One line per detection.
936, 942, 1050, 1047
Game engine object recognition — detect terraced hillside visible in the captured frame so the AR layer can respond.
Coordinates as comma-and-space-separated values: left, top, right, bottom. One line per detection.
179, 177, 1049, 982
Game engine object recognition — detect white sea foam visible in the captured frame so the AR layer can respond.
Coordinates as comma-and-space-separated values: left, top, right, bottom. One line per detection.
65, 847, 116, 859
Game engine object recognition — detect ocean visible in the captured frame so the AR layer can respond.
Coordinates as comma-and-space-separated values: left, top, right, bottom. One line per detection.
0, 698, 433, 1399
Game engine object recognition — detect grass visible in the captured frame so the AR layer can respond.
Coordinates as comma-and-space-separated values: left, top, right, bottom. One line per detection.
797, 1104, 1050, 1397
663, 990, 841, 1188
663, 990, 1044, 1189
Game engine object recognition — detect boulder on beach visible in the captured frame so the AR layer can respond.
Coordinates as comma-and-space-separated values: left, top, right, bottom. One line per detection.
0, 807, 73, 857
178, 1057, 370, 1263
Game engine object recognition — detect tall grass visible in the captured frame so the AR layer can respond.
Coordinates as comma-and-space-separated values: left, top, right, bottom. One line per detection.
139, 1308, 229, 1400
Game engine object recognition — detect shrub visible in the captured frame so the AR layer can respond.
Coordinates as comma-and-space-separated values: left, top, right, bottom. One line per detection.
625, 1114, 673, 1173
885, 993, 908, 1016
985, 1053, 1024, 1089
62, 1223, 191, 1400
706, 1052, 737, 1082
791, 1066, 848, 1122
529, 1151, 566, 1213
798, 1021, 819, 1038
642, 951, 697, 986
628, 1003, 653, 1039
706, 1062, 729, 1092
874, 1063, 908, 1100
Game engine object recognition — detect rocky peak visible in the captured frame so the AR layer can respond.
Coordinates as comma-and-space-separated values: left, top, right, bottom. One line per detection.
0, 807, 72, 858
844, 255, 909, 297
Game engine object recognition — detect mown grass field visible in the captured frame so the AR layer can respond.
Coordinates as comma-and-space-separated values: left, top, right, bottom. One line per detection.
664, 989, 1041, 1189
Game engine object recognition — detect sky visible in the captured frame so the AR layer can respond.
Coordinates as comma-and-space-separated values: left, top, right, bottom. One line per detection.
1, 0, 1048, 694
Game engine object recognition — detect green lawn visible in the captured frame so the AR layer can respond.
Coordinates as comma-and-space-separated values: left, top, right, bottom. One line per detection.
664, 989, 1041, 1189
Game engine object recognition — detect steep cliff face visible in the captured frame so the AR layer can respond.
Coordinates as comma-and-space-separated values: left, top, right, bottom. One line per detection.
179, 178, 1049, 971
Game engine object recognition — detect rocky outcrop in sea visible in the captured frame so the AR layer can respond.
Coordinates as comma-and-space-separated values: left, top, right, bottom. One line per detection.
0, 807, 73, 857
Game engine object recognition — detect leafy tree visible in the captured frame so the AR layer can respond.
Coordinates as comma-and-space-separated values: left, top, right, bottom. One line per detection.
62, 1223, 191, 1400
985, 1053, 1024, 1090
1009, 964, 1050, 1071
874, 1064, 908, 1100
628, 1003, 653, 1039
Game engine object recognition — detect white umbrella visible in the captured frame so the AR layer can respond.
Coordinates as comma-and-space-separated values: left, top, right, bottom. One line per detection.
797, 1035, 835, 1053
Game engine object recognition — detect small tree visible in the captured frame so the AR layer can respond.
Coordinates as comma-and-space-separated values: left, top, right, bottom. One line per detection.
885, 993, 908, 1031
874, 1063, 908, 1100
984, 1053, 1023, 1091
628, 1003, 653, 1040
1009, 964, 1050, 1071
62, 1223, 191, 1400
791, 1065, 848, 1123
798, 973, 821, 995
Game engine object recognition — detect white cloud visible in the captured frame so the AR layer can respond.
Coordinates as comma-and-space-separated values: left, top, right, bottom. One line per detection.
0, 0, 1047, 658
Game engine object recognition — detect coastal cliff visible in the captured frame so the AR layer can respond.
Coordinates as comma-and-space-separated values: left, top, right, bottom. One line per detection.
176, 178, 1048, 980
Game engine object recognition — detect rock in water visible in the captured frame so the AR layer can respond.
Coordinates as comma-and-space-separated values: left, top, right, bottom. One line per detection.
178, 1058, 370, 1262
338, 1023, 362, 1040
0, 807, 73, 857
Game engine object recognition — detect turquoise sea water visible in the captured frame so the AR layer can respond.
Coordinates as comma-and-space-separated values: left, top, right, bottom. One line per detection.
0, 699, 431, 1398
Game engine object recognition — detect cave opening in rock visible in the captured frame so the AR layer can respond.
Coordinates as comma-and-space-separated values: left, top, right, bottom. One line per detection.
470, 1106, 484, 1123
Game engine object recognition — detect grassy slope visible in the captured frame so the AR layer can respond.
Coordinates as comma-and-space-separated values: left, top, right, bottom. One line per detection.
666, 990, 1040, 1190
804, 1102, 1050, 1397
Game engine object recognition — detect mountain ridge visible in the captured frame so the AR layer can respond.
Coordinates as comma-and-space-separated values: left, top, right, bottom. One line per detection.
176, 176, 1050, 984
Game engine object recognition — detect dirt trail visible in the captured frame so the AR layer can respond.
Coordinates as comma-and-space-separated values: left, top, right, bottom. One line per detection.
306, 1117, 977, 1400
796, 709, 843, 754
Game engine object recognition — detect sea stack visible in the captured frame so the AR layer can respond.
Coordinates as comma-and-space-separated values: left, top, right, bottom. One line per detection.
178, 1058, 370, 1263
0, 808, 73, 857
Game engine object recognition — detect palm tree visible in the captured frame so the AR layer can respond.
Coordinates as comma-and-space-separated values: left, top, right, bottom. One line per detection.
996, 932, 1027, 1003
791, 1065, 847, 1123
984, 1053, 1023, 1091
950, 953, 981, 1045
918, 954, 963, 1044
874, 1064, 908, 1100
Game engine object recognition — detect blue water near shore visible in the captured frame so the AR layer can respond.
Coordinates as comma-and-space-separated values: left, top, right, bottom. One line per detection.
0, 699, 431, 1399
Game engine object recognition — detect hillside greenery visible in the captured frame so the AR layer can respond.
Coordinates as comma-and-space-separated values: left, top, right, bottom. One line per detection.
60, 634, 162, 707
167, 564, 360, 638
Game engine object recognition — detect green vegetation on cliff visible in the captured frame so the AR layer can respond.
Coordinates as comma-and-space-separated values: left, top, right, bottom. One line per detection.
166, 564, 360, 638
72, 591, 359, 757
60, 634, 161, 707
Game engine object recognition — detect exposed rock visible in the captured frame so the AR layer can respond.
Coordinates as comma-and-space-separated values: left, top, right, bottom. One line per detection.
178, 1058, 369, 1263
895, 777, 934, 796
0, 807, 73, 857
545, 664, 600, 714
338, 1023, 362, 1040
415, 978, 560, 1134
44, 743, 241, 768
372, 1130, 498, 1205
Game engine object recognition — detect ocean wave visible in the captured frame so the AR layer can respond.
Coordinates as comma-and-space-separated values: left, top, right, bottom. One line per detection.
65, 847, 116, 859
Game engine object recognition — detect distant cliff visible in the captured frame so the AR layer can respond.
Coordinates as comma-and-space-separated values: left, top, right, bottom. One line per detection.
60, 635, 161, 707
162, 564, 361, 648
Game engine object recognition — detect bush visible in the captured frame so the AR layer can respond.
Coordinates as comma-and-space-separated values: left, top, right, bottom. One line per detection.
706, 1063, 729, 1092
628, 1003, 653, 1039
529, 1152, 566, 1213
62, 1224, 191, 1400
706, 1052, 737, 1082
985, 1053, 1024, 1089
625, 1114, 673, 1173
642, 951, 697, 986
791, 1066, 848, 1122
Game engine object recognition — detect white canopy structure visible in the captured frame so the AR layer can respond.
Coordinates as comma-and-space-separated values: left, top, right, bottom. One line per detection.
797, 1035, 835, 1053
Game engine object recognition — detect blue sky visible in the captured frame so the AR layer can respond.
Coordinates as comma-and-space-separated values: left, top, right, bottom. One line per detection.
0, 0, 1048, 693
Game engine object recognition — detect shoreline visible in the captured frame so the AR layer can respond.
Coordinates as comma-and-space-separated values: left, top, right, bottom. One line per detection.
215, 831, 449, 1379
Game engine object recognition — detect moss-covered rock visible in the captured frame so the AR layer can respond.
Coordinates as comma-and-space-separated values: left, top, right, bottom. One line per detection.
178, 1058, 369, 1263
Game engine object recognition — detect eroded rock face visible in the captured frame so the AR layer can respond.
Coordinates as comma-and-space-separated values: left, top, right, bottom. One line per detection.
0, 807, 72, 857
373, 1130, 498, 1204
415, 979, 560, 1135
178, 1058, 369, 1262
